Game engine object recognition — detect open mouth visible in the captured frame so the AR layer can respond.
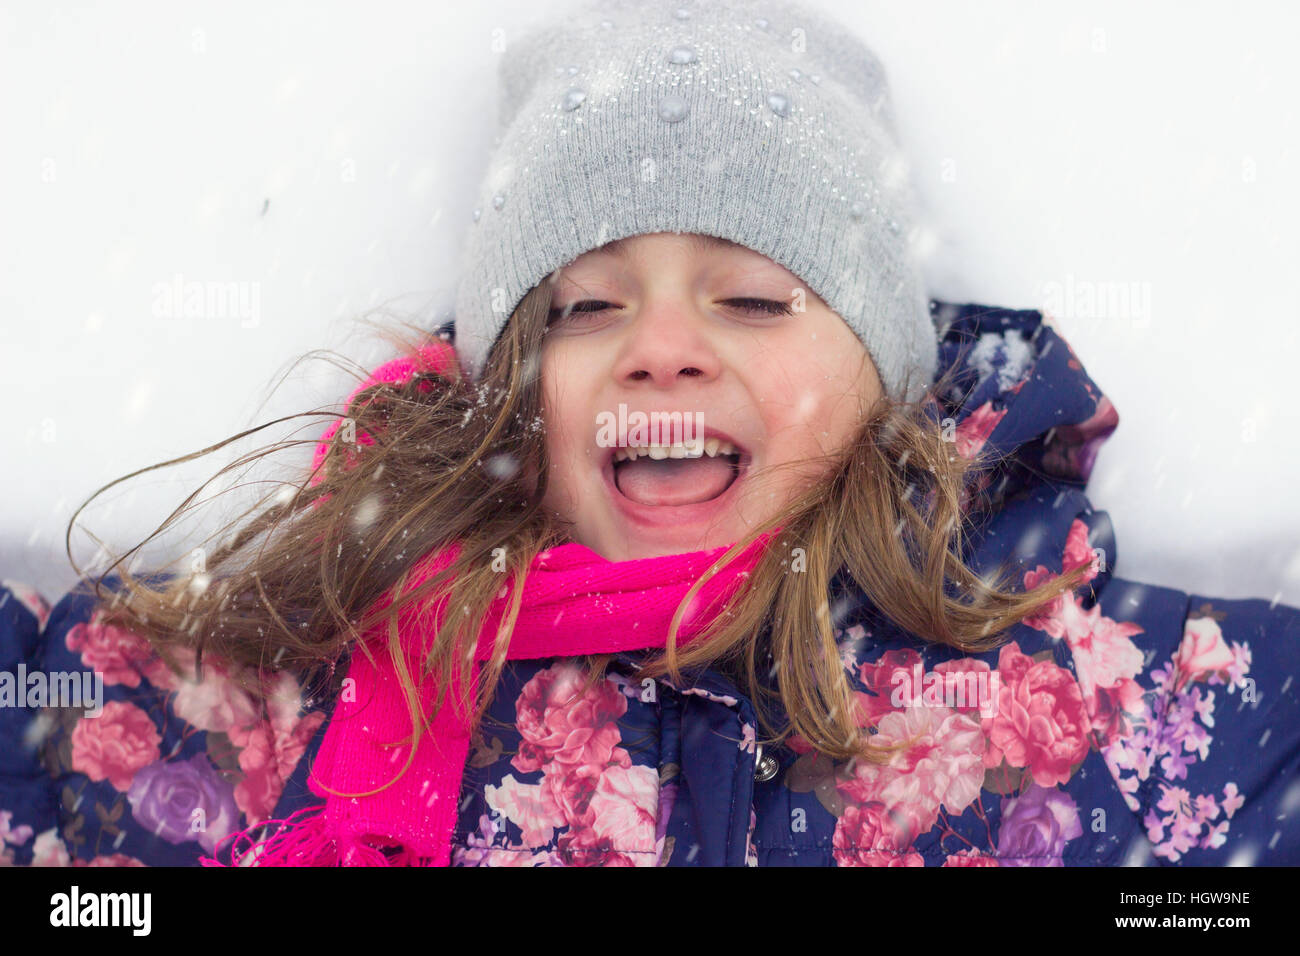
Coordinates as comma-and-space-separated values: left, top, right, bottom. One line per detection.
608, 434, 747, 507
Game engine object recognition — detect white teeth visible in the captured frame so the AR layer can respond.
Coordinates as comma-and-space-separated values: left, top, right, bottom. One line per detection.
612, 439, 739, 463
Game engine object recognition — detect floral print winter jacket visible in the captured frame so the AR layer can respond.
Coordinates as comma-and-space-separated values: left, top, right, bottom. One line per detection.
2, 298, 1297, 866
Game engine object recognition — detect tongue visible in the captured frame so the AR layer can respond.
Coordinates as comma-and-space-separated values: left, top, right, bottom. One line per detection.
615, 456, 736, 506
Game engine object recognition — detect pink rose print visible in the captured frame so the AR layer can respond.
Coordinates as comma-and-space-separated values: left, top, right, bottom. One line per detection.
1064, 604, 1145, 709
982, 642, 1089, 788
1021, 519, 1101, 636
229, 709, 328, 824
856, 648, 926, 724
833, 650, 992, 863
482, 662, 659, 865
832, 803, 925, 867
139, 646, 197, 692
549, 762, 618, 833
1171, 617, 1236, 694
31, 829, 72, 867
1019, 518, 1151, 744
1033, 594, 1146, 743
932, 658, 997, 719
512, 663, 629, 774
3, 579, 51, 631
587, 764, 658, 850
942, 847, 1000, 866
1086, 677, 1147, 745
169, 658, 260, 736
485, 775, 567, 846
64, 612, 156, 689
70, 700, 162, 792
225, 672, 327, 823
555, 823, 639, 867
1059, 516, 1103, 580
954, 401, 1008, 461
546, 764, 658, 867
840, 703, 986, 839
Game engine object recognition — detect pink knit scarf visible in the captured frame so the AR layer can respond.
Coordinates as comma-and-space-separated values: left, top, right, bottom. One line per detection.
200, 533, 772, 866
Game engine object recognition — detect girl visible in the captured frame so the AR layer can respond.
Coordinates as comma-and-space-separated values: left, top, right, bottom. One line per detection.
2, 0, 1297, 867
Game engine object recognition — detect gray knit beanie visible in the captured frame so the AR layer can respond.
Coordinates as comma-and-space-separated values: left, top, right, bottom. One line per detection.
452, 0, 938, 404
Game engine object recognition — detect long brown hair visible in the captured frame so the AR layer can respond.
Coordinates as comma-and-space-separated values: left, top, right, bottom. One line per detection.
68, 276, 1093, 796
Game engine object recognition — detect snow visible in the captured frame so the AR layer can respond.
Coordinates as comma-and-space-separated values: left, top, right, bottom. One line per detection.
1, 0, 1298, 608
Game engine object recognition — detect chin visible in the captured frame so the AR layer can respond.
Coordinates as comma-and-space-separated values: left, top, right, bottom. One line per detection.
609, 523, 743, 562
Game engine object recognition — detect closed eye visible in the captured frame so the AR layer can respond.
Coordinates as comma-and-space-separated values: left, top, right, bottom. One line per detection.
548, 298, 793, 321
726, 297, 793, 316
548, 300, 615, 320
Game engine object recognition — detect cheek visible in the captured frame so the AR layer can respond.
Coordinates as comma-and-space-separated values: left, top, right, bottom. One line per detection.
793, 329, 876, 428
757, 368, 868, 462
540, 426, 581, 515
539, 349, 588, 504
539, 347, 570, 442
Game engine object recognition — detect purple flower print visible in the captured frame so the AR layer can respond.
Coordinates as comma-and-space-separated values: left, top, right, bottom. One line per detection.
126, 753, 240, 854
996, 783, 1083, 866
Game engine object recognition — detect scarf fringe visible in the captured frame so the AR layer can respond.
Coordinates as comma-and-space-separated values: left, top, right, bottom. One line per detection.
199, 804, 425, 867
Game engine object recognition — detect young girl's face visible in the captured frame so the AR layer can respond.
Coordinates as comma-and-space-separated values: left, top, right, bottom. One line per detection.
539, 232, 882, 562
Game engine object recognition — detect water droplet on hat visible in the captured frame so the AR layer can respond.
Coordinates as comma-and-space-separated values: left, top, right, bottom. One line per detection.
565, 65, 579, 76
668, 45, 697, 64
809, 73, 822, 85
755, 17, 770, 29
562, 87, 587, 111
789, 68, 803, 82
767, 92, 791, 117
888, 218, 901, 234
472, 208, 481, 222
492, 193, 506, 210
673, 7, 690, 19
658, 93, 689, 123
849, 201, 866, 221
600, 19, 614, 28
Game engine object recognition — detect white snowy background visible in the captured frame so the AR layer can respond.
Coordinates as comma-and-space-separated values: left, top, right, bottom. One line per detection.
3, 0, 1298, 607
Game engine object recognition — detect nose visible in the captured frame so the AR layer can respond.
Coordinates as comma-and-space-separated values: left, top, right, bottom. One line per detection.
611, 297, 722, 387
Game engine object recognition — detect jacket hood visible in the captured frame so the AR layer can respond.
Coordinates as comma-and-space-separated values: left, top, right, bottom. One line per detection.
924, 297, 1122, 596
931, 299, 1119, 493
